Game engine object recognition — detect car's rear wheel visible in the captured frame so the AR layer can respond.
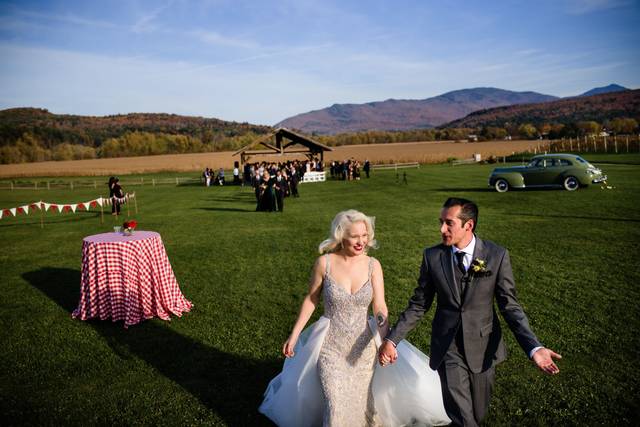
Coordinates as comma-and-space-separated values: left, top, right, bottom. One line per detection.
563, 176, 579, 191
495, 178, 509, 193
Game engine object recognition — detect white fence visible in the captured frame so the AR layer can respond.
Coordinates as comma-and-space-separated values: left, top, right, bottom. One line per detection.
451, 154, 481, 166
0, 177, 202, 190
370, 162, 420, 170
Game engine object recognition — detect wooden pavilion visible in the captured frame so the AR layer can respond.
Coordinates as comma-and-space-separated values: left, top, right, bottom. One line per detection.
233, 128, 333, 167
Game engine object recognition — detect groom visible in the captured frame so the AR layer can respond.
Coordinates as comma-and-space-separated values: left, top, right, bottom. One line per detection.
379, 197, 561, 426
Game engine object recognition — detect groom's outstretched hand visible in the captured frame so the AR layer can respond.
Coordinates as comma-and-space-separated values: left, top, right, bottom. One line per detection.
378, 340, 398, 366
532, 347, 562, 375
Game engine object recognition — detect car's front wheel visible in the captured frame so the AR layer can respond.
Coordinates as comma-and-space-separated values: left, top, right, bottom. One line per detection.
494, 178, 509, 193
563, 176, 580, 191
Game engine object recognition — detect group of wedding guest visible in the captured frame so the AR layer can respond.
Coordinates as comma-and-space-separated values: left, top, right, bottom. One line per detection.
202, 167, 226, 186
329, 158, 371, 181
249, 160, 307, 212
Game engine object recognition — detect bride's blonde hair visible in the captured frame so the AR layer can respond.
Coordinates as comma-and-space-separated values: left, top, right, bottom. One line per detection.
318, 209, 377, 254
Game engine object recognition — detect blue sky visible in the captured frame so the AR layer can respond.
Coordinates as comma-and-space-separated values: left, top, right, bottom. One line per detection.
0, 0, 638, 125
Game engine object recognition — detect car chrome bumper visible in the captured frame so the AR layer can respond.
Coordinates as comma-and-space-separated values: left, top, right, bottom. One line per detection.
592, 175, 607, 184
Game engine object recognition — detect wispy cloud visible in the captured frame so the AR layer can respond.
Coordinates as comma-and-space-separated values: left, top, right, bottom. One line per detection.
7, 7, 119, 29
566, 0, 632, 14
189, 30, 257, 49
131, 1, 173, 33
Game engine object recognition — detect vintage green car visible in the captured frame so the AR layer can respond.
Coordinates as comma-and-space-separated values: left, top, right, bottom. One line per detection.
488, 154, 607, 192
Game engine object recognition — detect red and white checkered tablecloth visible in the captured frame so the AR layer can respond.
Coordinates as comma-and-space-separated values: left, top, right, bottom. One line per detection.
72, 231, 192, 327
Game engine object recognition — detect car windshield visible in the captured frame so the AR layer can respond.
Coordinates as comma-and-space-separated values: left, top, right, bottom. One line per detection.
527, 160, 538, 167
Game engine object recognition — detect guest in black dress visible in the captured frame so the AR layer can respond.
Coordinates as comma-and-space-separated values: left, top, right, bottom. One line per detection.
257, 171, 276, 212
274, 170, 287, 212
108, 176, 124, 216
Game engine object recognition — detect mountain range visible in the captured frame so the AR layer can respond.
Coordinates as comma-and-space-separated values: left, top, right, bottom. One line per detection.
445, 88, 640, 129
276, 84, 630, 134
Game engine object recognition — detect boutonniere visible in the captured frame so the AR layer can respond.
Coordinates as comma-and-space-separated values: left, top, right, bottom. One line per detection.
469, 258, 492, 277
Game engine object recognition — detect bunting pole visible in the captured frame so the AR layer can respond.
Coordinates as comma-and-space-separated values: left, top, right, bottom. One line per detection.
126, 196, 131, 218
40, 205, 44, 229
133, 193, 138, 214
100, 197, 104, 224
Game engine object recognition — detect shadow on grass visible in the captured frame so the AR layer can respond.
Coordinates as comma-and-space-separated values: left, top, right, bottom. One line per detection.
434, 187, 493, 193
23, 267, 277, 426
198, 207, 255, 213
435, 187, 581, 193
207, 194, 256, 202
0, 212, 103, 228
505, 212, 640, 223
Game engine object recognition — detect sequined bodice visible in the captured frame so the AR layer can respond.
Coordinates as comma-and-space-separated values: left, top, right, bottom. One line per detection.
323, 272, 372, 327
317, 255, 378, 426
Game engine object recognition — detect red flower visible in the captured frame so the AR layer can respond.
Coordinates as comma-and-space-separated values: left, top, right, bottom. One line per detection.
123, 220, 137, 229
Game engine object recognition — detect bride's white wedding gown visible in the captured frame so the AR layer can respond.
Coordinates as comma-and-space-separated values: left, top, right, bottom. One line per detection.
259, 256, 450, 426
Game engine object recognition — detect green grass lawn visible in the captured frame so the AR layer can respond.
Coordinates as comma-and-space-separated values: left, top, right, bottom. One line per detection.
1, 157, 639, 426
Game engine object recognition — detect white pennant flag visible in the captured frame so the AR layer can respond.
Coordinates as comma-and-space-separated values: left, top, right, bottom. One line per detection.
84, 201, 92, 210
20, 205, 29, 215
43, 203, 51, 211
0, 210, 3, 220
10, 208, 16, 216
96, 198, 103, 207
70, 204, 77, 213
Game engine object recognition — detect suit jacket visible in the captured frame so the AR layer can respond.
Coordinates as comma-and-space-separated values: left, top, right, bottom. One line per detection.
388, 237, 541, 373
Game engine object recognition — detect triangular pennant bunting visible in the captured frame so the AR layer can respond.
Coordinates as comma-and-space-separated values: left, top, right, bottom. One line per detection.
9, 208, 16, 216
70, 204, 77, 213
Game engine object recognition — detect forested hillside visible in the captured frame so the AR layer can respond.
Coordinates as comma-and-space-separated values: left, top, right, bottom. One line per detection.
0, 108, 272, 164
445, 89, 640, 129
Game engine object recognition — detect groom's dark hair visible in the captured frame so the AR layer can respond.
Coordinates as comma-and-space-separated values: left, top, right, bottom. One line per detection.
443, 197, 478, 232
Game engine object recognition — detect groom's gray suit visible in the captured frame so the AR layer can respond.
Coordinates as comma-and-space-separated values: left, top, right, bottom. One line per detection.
387, 236, 541, 426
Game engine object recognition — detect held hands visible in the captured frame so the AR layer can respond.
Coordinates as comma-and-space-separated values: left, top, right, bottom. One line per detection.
378, 340, 398, 367
532, 347, 562, 375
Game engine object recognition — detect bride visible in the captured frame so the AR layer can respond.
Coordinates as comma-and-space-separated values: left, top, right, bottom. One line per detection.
259, 210, 450, 426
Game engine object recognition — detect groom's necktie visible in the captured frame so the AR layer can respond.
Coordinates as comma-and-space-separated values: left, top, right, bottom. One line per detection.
455, 251, 466, 274
454, 251, 467, 298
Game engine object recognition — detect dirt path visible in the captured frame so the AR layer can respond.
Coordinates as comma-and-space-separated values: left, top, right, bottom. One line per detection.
0, 140, 540, 177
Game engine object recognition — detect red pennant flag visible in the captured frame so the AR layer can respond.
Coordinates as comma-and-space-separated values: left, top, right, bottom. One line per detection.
49, 204, 59, 212
29, 203, 40, 210
78, 203, 85, 210
2, 209, 11, 217
62, 205, 71, 213
90, 200, 97, 208
16, 207, 25, 215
